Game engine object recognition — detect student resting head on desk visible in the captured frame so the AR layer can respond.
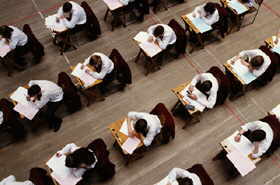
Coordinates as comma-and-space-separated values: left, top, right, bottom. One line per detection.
0, 175, 34, 185
0, 25, 29, 69
234, 121, 273, 158
147, 24, 177, 50
56, 1, 87, 30
192, 2, 219, 26
155, 168, 202, 185
231, 49, 271, 77
187, 73, 219, 109
127, 111, 162, 147
27, 80, 64, 132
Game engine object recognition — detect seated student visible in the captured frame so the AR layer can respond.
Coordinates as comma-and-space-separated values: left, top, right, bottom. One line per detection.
0, 25, 28, 68
192, 2, 219, 26
156, 168, 202, 185
234, 121, 273, 158
27, 80, 64, 132
0, 175, 34, 185
187, 73, 219, 109
147, 24, 177, 50
57, 1, 87, 30
127, 111, 162, 146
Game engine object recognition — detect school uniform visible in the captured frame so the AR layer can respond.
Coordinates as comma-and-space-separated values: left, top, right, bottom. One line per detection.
192, 4, 219, 26
0, 175, 34, 185
0, 111, 3, 125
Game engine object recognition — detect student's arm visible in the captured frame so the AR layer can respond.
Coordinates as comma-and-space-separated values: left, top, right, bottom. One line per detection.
61, 13, 80, 29
143, 117, 161, 146
119, 0, 129, 5
239, 49, 258, 60
190, 74, 202, 87
56, 7, 64, 17
251, 142, 264, 158
203, 9, 219, 25
8, 37, 18, 50
241, 121, 259, 133
0, 175, 16, 185
192, 5, 204, 18
57, 143, 78, 156
156, 36, 169, 50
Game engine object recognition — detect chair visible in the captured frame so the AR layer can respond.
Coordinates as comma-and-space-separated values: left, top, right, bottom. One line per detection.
80, 1, 101, 40
187, 164, 214, 185
150, 103, 175, 144
57, 72, 82, 113
207, 66, 230, 106
22, 24, 44, 64
29, 168, 54, 185
213, 3, 229, 38
167, 19, 187, 56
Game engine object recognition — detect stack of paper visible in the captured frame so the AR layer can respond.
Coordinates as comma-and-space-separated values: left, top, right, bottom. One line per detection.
0, 40, 11, 58
71, 63, 98, 88
121, 137, 141, 154
180, 86, 206, 112
102, 0, 123, 10
133, 32, 150, 43
186, 13, 212, 33
45, 15, 67, 33
228, 0, 248, 15
139, 42, 162, 58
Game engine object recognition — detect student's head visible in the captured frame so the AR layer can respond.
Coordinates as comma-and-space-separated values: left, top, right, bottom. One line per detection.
204, 2, 216, 15
27, 85, 42, 102
63, 2, 73, 13
248, 130, 266, 142
89, 55, 102, 72
199, 80, 212, 93
153, 25, 164, 38
250, 56, 264, 69
134, 119, 148, 136
177, 177, 194, 185
65, 148, 96, 168
0, 25, 13, 40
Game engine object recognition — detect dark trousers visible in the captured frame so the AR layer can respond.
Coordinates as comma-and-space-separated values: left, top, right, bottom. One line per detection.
5, 120, 26, 140
99, 70, 115, 93
45, 101, 62, 129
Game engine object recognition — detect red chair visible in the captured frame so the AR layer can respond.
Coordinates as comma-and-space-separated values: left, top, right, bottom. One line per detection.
168, 19, 187, 56
29, 168, 54, 185
188, 164, 214, 185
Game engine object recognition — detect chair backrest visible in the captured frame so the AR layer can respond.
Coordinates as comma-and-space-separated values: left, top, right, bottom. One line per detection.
0, 98, 17, 122
150, 103, 175, 143
187, 164, 214, 185
109, 49, 132, 85
258, 46, 277, 83
29, 168, 54, 185
167, 19, 186, 55
255, 0, 263, 6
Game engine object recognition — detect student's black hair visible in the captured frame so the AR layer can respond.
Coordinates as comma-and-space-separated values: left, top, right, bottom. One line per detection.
89, 55, 102, 72
250, 56, 264, 68
0, 25, 13, 39
153, 25, 164, 38
65, 148, 96, 168
196, 80, 212, 94
204, 2, 216, 15
248, 130, 266, 142
134, 119, 148, 137
28, 85, 41, 97
63, 2, 73, 13
177, 177, 194, 185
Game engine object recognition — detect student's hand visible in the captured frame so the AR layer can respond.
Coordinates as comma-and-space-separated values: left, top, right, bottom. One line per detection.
188, 94, 197, 100
59, 15, 65, 19
148, 36, 154, 43
56, 152, 62, 157
80, 64, 85, 70
252, 142, 259, 154
275, 37, 279, 45
4, 39, 9, 45
248, 65, 254, 72
234, 134, 241, 142
85, 69, 91, 74
128, 130, 138, 137
26, 96, 31, 102
188, 85, 194, 92
192, 13, 196, 18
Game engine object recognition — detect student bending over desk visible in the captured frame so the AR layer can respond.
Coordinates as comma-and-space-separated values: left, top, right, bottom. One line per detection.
192, 2, 219, 26
127, 111, 162, 146
155, 168, 202, 185
147, 24, 177, 50
0, 175, 34, 185
234, 121, 273, 158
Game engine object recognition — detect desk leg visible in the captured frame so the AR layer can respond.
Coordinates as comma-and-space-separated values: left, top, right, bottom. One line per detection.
135, 49, 142, 63
104, 8, 110, 21
197, 33, 204, 49
171, 100, 181, 114
236, 15, 242, 31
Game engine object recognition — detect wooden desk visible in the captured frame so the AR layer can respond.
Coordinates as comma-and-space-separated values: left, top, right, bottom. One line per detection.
103, 0, 126, 31
265, 36, 274, 48
224, 63, 246, 85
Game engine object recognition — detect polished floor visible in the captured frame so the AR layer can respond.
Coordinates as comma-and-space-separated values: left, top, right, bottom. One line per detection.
0, 0, 280, 185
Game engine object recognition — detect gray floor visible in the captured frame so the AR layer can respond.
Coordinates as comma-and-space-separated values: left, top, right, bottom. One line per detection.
0, 0, 280, 184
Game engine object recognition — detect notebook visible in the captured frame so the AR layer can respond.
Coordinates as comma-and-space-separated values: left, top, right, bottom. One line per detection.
121, 137, 141, 154
133, 32, 150, 43
180, 86, 206, 112
102, 0, 123, 10
186, 13, 212, 33
71, 63, 98, 88
14, 103, 39, 120
228, 0, 248, 15
45, 15, 67, 33
139, 42, 162, 58
120, 119, 129, 135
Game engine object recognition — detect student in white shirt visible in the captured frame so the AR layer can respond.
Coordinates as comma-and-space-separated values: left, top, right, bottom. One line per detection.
27, 80, 64, 132
56, 143, 98, 178
57, 1, 87, 30
234, 121, 273, 158
192, 2, 219, 26
0, 175, 34, 185
147, 24, 177, 50
187, 73, 219, 109
156, 168, 202, 185
127, 111, 162, 146
0, 111, 3, 125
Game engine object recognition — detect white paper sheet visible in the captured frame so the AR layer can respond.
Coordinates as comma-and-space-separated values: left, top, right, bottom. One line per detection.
45, 15, 67, 33
227, 58, 256, 84
0, 40, 11, 58
119, 119, 129, 135
121, 137, 141, 154
228, 0, 248, 15
180, 86, 206, 112
102, 0, 123, 10
186, 13, 212, 33
51, 172, 81, 185
139, 42, 162, 58
71, 63, 98, 88
13, 103, 39, 120
133, 32, 150, 43
10, 87, 29, 105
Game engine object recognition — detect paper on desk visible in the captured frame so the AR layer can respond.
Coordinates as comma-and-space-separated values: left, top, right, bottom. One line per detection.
228, 0, 248, 14
51, 172, 81, 185
272, 46, 280, 55
133, 32, 150, 43
186, 13, 212, 33
121, 137, 141, 154
71, 63, 98, 88
10, 87, 29, 105
45, 15, 67, 33
227, 150, 256, 176
139, 42, 162, 58
0, 40, 11, 58
103, 0, 123, 10
120, 119, 129, 135
227, 59, 256, 84
180, 86, 206, 112
47, 155, 74, 177
14, 103, 39, 120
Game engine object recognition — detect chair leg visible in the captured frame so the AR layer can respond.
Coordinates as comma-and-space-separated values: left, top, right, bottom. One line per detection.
135, 50, 142, 63
104, 9, 110, 21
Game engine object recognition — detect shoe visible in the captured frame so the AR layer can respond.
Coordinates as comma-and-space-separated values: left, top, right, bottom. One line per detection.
53, 119, 62, 132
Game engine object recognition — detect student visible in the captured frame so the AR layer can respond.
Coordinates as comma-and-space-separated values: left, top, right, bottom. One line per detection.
127, 111, 162, 146
155, 168, 202, 185
234, 121, 273, 158
27, 80, 64, 132
56, 143, 98, 178
241, 0, 258, 9
187, 73, 219, 109
147, 24, 177, 50
0, 25, 28, 68
0, 175, 34, 185
56, 1, 87, 30
192, 2, 219, 26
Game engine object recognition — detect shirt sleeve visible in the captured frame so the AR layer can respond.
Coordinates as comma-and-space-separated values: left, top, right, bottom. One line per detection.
57, 7, 63, 17
156, 33, 171, 50
58, 143, 78, 154
193, 5, 204, 18
119, 0, 129, 5
8, 38, 18, 50
239, 49, 258, 59
86, 55, 112, 80
190, 74, 202, 86
0, 176, 16, 185
203, 9, 219, 25
127, 112, 146, 120
71, 168, 86, 178
61, 12, 80, 29
241, 121, 259, 132
168, 168, 202, 185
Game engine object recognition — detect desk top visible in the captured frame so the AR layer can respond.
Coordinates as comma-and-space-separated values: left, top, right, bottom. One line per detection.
181, 14, 212, 34
220, 0, 249, 15
45, 15, 68, 34
102, 0, 124, 11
